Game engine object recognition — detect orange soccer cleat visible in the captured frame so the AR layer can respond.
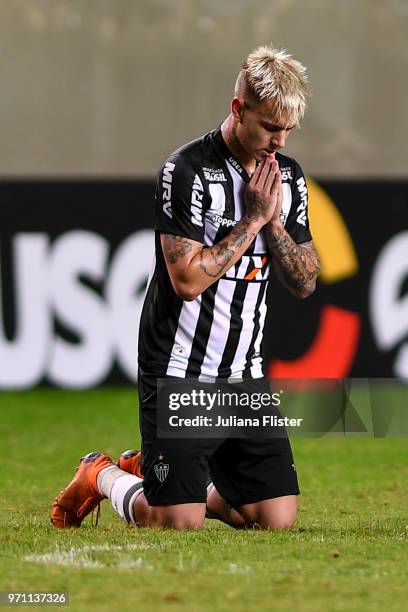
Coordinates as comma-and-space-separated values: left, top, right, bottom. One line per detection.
51, 451, 114, 528
118, 449, 143, 479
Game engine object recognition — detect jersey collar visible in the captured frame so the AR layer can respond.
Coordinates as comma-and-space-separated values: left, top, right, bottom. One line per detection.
212, 127, 252, 183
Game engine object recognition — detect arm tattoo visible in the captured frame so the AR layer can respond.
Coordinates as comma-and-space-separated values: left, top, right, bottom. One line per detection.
164, 235, 194, 264
199, 244, 234, 277
163, 219, 257, 288
266, 226, 320, 297
199, 221, 256, 278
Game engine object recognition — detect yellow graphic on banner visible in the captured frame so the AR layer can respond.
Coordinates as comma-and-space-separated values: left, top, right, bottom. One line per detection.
307, 178, 359, 284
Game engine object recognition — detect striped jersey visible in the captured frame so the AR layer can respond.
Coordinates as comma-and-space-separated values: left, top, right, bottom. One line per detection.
138, 127, 312, 379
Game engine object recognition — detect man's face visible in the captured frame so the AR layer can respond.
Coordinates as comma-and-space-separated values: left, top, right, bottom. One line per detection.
232, 98, 296, 161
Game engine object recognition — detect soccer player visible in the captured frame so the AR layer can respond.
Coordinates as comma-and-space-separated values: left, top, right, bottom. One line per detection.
51, 44, 320, 530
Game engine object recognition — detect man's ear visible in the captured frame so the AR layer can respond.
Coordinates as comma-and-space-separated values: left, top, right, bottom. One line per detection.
231, 97, 245, 123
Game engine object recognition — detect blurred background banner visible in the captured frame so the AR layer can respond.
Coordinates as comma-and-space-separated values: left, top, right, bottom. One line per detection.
0, 0, 407, 388
0, 179, 406, 388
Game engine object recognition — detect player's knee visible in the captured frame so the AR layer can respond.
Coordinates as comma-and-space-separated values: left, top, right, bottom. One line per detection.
243, 516, 296, 530
265, 516, 296, 530
257, 509, 297, 530
171, 517, 205, 530
158, 515, 205, 529
241, 503, 297, 530
150, 507, 205, 529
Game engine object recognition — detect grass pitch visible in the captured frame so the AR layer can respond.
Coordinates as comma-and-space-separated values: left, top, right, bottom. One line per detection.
0, 389, 407, 611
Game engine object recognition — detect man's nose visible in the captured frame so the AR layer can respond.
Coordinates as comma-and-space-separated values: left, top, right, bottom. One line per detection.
271, 130, 287, 149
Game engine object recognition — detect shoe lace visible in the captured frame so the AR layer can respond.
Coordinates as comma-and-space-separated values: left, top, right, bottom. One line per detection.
76, 497, 101, 526
91, 503, 101, 527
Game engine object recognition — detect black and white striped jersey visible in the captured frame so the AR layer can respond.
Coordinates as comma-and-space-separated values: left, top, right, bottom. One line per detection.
138, 127, 312, 379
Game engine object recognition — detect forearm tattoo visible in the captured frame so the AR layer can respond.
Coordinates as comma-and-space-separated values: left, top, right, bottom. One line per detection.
163, 220, 256, 283
265, 226, 320, 296
164, 235, 194, 263
199, 221, 256, 278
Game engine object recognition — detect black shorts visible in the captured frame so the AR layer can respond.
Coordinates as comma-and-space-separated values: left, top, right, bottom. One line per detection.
138, 371, 299, 507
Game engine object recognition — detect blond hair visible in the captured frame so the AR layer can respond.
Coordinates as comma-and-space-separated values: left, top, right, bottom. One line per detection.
236, 44, 309, 125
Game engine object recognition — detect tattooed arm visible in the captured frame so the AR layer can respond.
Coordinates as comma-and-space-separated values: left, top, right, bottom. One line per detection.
161, 155, 282, 301
161, 216, 262, 301
265, 222, 320, 298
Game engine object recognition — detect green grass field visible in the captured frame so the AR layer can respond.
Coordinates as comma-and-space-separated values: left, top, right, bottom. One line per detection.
1, 389, 407, 611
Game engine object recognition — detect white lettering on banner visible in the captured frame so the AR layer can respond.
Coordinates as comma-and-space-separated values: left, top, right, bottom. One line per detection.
0, 234, 50, 388
370, 231, 408, 377
296, 177, 308, 226
48, 231, 111, 388
0, 229, 155, 389
106, 230, 154, 382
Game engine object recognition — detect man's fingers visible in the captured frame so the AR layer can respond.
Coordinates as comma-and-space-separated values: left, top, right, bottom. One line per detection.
264, 158, 278, 193
253, 156, 274, 188
270, 166, 282, 196
249, 157, 265, 184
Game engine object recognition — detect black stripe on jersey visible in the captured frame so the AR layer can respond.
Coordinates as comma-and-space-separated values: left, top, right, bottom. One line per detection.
242, 282, 267, 378
186, 281, 219, 376
217, 280, 249, 377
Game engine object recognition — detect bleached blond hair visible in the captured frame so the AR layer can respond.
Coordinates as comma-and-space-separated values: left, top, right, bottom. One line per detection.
236, 44, 309, 125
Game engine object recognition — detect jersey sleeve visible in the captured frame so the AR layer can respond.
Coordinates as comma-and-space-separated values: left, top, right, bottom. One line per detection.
155, 153, 208, 243
284, 161, 313, 244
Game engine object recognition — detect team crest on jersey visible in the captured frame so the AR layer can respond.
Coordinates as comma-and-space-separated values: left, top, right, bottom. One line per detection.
154, 461, 169, 483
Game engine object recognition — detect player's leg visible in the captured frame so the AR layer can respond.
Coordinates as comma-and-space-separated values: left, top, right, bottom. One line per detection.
234, 495, 297, 529
116, 450, 206, 528
96, 460, 206, 528
50, 449, 206, 529
117, 449, 293, 530
208, 435, 299, 530
117, 450, 238, 528
206, 485, 296, 529
206, 482, 246, 528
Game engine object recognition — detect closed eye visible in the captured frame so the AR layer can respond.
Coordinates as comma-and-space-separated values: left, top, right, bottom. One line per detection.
261, 123, 295, 133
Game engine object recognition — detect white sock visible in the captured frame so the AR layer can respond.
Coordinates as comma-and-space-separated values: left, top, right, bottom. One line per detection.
110, 475, 144, 523
97, 465, 143, 524
97, 465, 128, 497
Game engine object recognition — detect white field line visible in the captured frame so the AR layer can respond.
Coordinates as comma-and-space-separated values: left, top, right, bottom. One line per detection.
24, 543, 156, 570
226, 563, 253, 574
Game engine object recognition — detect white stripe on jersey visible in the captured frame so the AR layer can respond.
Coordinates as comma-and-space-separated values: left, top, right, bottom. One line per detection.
227, 282, 263, 378
204, 183, 226, 246
199, 278, 235, 378
166, 295, 202, 377
280, 182, 292, 227
250, 291, 268, 378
